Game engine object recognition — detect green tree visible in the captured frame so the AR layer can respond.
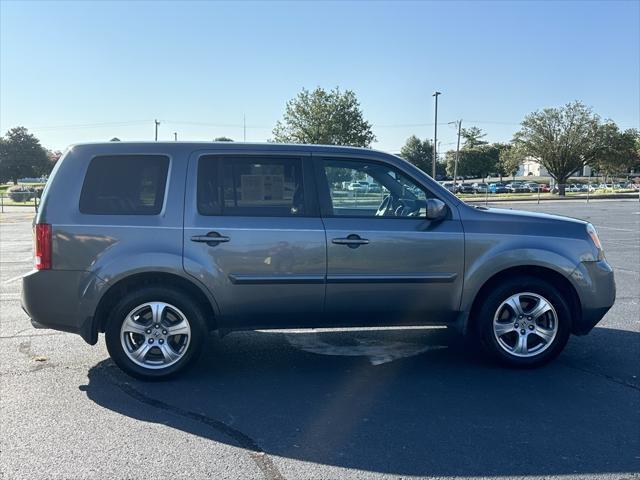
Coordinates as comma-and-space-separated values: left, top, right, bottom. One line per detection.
272, 87, 376, 146
593, 125, 639, 178
399, 136, 445, 177
514, 101, 602, 195
214, 137, 234, 142
446, 143, 499, 181
496, 143, 524, 181
461, 126, 487, 149
0, 127, 50, 184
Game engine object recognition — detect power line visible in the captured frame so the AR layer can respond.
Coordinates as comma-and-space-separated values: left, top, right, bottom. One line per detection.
13, 118, 530, 132
26, 120, 152, 130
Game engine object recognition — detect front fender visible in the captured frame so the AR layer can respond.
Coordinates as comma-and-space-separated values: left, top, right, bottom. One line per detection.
460, 247, 579, 313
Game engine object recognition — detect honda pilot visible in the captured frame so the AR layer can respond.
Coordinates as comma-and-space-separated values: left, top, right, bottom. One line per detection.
22, 142, 616, 379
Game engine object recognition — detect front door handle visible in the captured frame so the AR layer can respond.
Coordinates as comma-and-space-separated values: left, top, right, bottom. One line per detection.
332, 234, 370, 248
191, 232, 230, 246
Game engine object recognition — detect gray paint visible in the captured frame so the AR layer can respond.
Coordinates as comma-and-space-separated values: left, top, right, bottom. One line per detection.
22, 141, 615, 344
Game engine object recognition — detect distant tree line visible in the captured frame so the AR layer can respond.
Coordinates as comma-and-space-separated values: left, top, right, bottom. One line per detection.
0, 127, 58, 185
398, 103, 639, 195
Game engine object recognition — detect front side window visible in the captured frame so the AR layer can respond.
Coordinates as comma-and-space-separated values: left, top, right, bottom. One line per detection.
322, 159, 429, 218
197, 156, 305, 216
79, 155, 169, 215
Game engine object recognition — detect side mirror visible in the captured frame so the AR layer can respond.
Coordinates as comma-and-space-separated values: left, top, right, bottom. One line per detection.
426, 198, 447, 221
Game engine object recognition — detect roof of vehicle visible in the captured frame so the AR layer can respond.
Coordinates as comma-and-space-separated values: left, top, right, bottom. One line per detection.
67, 141, 395, 158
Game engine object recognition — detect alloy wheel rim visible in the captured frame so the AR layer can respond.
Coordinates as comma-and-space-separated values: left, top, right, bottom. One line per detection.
120, 301, 191, 369
492, 292, 558, 358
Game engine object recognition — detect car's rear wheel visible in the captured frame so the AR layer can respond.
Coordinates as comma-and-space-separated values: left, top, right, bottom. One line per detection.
105, 286, 206, 379
476, 276, 572, 367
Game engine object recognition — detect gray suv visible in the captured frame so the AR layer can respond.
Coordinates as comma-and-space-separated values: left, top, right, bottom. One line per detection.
22, 142, 615, 379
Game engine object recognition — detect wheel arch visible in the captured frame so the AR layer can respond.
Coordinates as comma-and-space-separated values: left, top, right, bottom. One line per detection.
465, 265, 582, 335
94, 271, 218, 335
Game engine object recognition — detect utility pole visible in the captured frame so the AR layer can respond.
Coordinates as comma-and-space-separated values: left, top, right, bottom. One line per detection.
154, 119, 160, 141
243, 114, 246, 142
453, 120, 462, 188
432, 91, 442, 178
173, 132, 177, 141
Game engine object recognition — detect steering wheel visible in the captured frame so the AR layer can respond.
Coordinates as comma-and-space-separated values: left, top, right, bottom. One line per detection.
397, 200, 421, 217
376, 195, 421, 217
375, 194, 394, 216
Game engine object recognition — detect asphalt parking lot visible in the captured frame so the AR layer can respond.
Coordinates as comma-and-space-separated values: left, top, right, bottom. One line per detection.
1, 200, 638, 480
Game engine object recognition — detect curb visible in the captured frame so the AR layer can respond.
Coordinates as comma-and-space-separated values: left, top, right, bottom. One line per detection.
464, 193, 639, 203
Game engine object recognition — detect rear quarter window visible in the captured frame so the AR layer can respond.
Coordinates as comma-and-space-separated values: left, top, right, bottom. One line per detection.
79, 155, 170, 215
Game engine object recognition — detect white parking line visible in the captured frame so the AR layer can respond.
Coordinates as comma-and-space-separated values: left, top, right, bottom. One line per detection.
596, 226, 639, 232
2, 274, 24, 285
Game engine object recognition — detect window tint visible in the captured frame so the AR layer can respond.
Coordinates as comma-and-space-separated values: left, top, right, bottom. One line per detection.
197, 156, 305, 216
197, 156, 221, 215
79, 155, 169, 215
323, 159, 429, 218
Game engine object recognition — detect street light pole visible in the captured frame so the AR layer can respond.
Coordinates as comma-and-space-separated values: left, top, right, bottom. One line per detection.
432, 91, 442, 178
154, 119, 160, 141
453, 120, 462, 188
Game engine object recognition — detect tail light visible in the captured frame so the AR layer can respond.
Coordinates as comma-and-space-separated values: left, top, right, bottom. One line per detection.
34, 223, 52, 270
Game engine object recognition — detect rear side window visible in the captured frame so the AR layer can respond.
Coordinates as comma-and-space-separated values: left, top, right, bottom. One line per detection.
197, 156, 305, 216
79, 155, 169, 215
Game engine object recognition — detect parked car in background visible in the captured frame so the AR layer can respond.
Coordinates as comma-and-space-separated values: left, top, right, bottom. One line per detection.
22, 142, 616, 379
523, 182, 540, 192
441, 182, 456, 192
537, 184, 551, 193
456, 183, 474, 194
367, 183, 382, 193
347, 182, 367, 193
472, 183, 489, 194
505, 182, 529, 193
489, 183, 509, 194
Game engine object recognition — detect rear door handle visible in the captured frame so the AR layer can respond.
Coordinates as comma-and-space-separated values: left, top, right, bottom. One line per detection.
332, 234, 369, 248
191, 232, 230, 245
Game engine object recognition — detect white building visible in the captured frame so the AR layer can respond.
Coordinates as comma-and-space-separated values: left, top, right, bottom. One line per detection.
517, 157, 592, 178
517, 157, 549, 177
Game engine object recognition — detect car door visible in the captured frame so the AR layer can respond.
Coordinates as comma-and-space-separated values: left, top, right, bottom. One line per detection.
315, 155, 465, 326
183, 150, 326, 329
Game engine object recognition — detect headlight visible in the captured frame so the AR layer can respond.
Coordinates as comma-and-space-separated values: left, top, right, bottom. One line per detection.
586, 223, 604, 260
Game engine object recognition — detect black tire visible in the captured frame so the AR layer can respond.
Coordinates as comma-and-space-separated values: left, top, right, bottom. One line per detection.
105, 286, 207, 380
476, 276, 572, 368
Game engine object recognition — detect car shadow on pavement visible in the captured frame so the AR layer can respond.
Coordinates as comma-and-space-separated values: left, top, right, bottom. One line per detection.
82, 326, 640, 478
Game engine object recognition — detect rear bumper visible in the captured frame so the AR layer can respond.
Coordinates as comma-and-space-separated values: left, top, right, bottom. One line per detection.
571, 260, 616, 335
21, 269, 104, 344
575, 306, 612, 335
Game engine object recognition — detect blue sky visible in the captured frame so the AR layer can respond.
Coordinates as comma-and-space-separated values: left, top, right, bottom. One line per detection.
1, 0, 638, 153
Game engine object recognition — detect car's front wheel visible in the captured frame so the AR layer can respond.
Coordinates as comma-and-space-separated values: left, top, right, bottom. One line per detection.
476, 276, 572, 367
105, 286, 206, 379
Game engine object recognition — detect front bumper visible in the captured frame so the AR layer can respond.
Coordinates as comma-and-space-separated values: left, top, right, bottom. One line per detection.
21, 269, 105, 344
570, 260, 616, 335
